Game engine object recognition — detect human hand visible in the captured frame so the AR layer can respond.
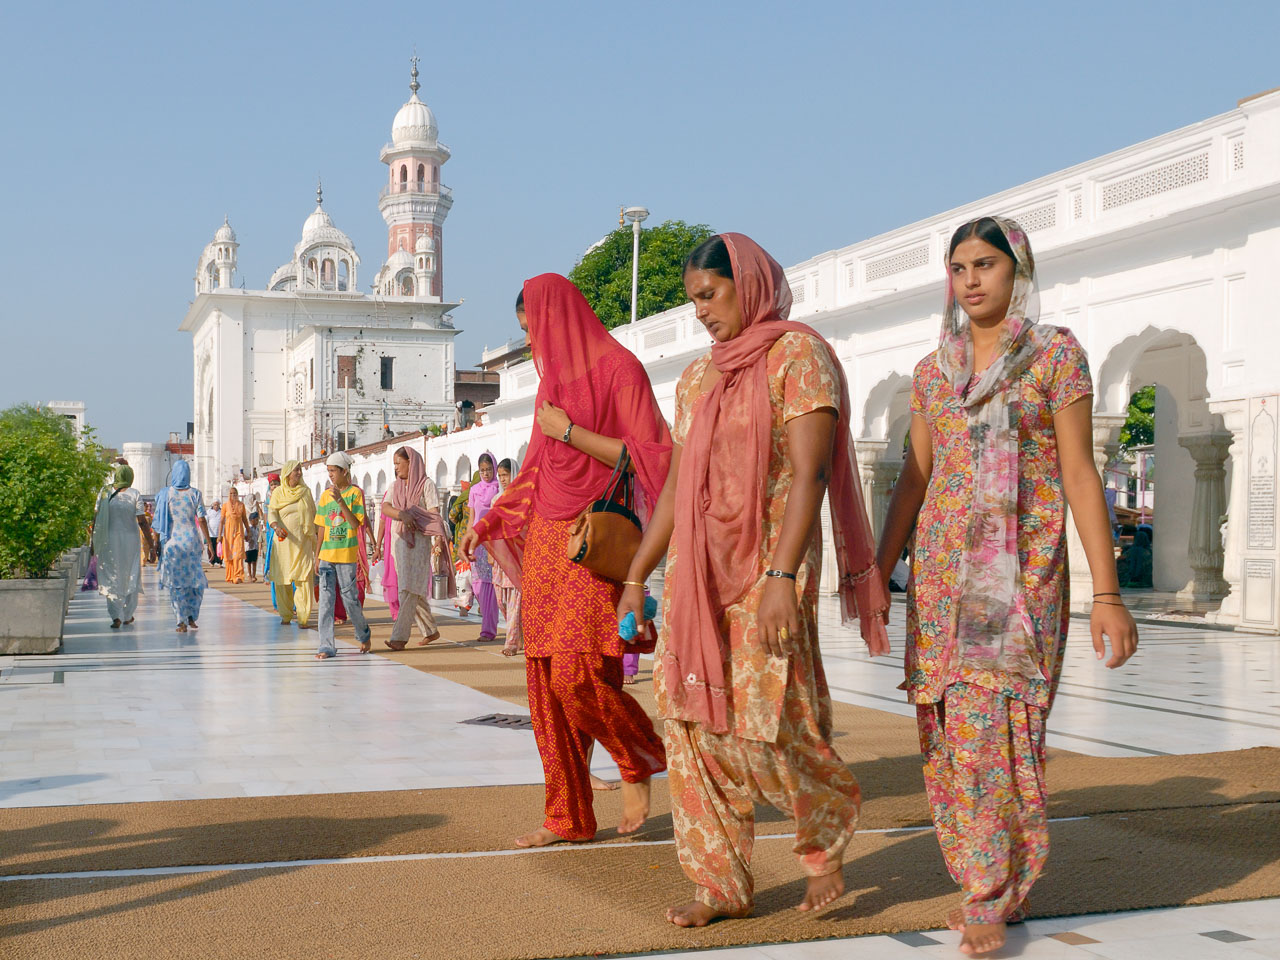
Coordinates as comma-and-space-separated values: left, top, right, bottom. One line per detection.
459, 528, 481, 562
1091, 600, 1139, 668
616, 583, 647, 641
758, 577, 799, 659
370, 543, 382, 564
537, 401, 571, 440
274, 524, 288, 541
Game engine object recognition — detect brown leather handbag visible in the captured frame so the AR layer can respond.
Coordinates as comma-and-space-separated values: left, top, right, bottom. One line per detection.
566, 447, 642, 583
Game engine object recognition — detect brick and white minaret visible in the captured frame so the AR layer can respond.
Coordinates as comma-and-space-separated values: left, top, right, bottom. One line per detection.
378, 57, 452, 300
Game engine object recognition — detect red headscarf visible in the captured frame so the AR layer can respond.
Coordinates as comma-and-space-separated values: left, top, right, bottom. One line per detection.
663, 233, 889, 733
472, 273, 673, 586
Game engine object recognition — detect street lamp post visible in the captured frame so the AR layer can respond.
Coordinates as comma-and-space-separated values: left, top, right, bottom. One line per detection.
623, 206, 649, 326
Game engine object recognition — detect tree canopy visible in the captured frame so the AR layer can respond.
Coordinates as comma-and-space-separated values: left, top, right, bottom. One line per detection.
568, 220, 715, 330
1120, 385, 1156, 450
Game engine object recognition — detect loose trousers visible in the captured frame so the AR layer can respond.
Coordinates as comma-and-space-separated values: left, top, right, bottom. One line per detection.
918, 681, 1049, 925
388, 588, 439, 646
526, 652, 666, 840
665, 711, 861, 915
276, 578, 314, 626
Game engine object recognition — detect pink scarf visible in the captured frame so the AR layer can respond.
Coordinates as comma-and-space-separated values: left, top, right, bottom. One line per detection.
663, 233, 889, 734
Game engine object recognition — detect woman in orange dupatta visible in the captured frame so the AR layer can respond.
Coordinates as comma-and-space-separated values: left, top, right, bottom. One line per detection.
618, 234, 890, 926
462, 273, 672, 849
221, 488, 248, 584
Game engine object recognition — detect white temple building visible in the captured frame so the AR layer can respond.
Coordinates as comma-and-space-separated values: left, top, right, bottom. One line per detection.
179, 61, 459, 496
404, 87, 1280, 633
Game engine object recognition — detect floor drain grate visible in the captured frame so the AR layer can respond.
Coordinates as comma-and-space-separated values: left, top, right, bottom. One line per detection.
460, 713, 534, 730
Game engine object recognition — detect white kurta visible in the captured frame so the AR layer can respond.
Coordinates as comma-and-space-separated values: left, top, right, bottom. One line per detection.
94, 487, 143, 620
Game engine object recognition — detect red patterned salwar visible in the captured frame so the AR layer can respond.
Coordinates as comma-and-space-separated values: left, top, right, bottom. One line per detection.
522, 511, 665, 840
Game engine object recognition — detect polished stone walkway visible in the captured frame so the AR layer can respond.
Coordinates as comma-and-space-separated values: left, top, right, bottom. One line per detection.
2, 564, 1276, 959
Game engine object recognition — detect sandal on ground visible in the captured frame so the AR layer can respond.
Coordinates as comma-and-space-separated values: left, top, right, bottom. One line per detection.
176, 623, 188, 633
110, 619, 121, 629
123, 618, 134, 625
187, 618, 199, 630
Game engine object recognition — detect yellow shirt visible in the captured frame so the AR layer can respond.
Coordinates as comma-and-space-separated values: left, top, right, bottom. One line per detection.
315, 486, 366, 564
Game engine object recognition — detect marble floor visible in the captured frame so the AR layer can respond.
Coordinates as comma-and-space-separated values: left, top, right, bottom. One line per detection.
2, 564, 1276, 958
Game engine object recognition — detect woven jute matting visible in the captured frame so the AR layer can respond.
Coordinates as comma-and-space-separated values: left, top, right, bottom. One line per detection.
2, 804, 1277, 960
2, 579, 1273, 958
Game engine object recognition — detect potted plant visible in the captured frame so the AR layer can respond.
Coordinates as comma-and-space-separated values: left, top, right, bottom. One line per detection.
0, 406, 107, 653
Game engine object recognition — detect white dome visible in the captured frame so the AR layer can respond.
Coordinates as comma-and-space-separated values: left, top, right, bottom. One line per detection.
214, 216, 236, 243
392, 93, 437, 147
414, 232, 435, 253
297, 203, 355, 252
385, 248, 415, 272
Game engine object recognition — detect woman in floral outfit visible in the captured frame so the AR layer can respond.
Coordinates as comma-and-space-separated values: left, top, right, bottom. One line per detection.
619, 233, 889, 927
877, 216, 1138, 957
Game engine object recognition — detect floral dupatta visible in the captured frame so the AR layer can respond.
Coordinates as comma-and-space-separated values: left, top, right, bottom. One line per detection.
936, 217, 1057, 681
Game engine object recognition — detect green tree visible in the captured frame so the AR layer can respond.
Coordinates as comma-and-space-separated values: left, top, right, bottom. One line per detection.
0, 405, 108, 578
568, 220, 715, 329
1119, 385, 1156, 450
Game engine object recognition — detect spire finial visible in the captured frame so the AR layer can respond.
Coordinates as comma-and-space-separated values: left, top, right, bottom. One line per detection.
409, 52, 420, 96
316, 176, 323, 207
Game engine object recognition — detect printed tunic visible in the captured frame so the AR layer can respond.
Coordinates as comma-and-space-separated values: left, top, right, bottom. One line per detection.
905, 328, 1092, 707
655, 331, 842, 744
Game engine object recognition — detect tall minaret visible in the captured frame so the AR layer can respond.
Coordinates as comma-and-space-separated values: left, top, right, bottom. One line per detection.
379, 57, 452, 299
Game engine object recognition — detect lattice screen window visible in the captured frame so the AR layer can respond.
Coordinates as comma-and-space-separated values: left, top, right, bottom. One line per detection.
293, 380, 304, 405
1072, 192, 1084, 220
644, 324, 679, 349
791, 281, 806, 304
1100, 152, 1210, 211
846, 263, 858, 287
337, 355, 356, 388
1009, 202, 1056, 232
865, 244, 930, 282
1231, 138, 1245, 172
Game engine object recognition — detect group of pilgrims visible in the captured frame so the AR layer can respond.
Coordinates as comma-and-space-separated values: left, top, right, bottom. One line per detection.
88, 219, 1139, 956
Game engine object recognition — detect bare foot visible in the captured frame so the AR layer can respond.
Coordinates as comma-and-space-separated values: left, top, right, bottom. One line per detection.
110, 619, 121, 629
796, 871, 844, 912
513, 826, 568, 848
948, 908, 966, 931
123, 618, 134, 625
315, 651, 335, 660
187, 618, 199, 630
623, 674, 637, 685
416, 633, 440, 647
590, 773, 617, 792
175, 623, 187, 633
959, 921, 1006, 956
359, 640, 371, 654
386, 639, 408, 651
666, 901, 728, 928
618, 777, 651, 834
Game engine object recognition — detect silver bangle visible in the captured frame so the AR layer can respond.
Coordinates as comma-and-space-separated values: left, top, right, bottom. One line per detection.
562, 423, 574, 444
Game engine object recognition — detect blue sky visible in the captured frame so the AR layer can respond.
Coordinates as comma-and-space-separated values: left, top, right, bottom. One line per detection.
2, 0, 1276, 447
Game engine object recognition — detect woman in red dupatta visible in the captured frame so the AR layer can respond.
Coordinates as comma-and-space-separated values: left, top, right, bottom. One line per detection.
463, 273, 672, 848
617, 233, 890, 927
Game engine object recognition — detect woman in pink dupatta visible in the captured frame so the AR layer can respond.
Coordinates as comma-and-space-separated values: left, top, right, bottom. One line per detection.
618, 233, 890, 927
378, 446, 455, 650
462, 273, 671, 850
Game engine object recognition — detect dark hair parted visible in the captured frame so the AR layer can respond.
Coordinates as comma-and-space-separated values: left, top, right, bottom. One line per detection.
497, 458, 514, 473
947, 217, 1030, 272
683, 235, 734, 280
515, 289, 525, 311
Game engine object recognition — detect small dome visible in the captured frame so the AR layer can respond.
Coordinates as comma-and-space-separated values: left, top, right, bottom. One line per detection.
297, 203, 355, 253
214, 216, 236, 243
392, 93, 437, 147
385, 248, 415, 272
414, 232, 435, 254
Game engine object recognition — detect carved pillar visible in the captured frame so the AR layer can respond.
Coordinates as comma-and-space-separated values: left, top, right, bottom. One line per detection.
870, 460, 902, 541
1067, 414, 1125, 610
1176, 430, 1233, 602
855, 439, 891, 539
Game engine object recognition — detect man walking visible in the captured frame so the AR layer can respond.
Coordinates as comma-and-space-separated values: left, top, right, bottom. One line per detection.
313, 452, 379, 659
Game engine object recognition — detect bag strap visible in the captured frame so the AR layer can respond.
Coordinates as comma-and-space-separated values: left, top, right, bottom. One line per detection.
600, 446, 632, 508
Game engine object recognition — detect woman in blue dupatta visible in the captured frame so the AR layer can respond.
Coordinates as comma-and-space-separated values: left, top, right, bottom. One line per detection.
154, 461, 214, 633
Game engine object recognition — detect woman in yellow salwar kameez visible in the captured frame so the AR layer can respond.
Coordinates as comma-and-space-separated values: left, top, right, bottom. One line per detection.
267, 461, 318, 627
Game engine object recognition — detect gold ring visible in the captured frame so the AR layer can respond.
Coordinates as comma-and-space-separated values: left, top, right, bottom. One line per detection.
778, 627, 790, 641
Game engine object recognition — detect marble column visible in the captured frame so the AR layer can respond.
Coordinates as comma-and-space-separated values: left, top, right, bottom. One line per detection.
1176, 430, 1233, 603
1067, 414, 1125, 611
855, 439, 894, 540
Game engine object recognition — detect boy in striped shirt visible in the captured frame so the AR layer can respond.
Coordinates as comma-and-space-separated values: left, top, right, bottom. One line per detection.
313, 452, 380, 659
